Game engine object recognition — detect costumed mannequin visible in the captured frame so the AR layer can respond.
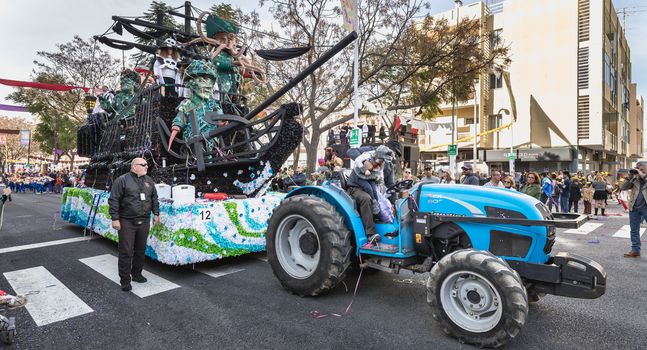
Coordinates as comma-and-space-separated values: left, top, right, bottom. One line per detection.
168, 60, 223, 152
153, 38, 183, 97
135, 66, 157, 89
101, 69, 139, 118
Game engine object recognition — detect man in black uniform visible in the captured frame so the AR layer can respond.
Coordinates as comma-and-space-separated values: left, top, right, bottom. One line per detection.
108, 158, 160, 291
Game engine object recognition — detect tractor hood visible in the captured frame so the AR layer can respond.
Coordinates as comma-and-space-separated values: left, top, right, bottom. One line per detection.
416, 184, 546, 221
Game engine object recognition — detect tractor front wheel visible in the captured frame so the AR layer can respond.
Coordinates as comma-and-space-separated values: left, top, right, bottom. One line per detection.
266, 195, 352, 296
427, 250, 528, 348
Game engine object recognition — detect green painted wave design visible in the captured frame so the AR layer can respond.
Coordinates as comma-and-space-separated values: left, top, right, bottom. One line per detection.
150, 224, 248, 256
223, 202, 265, 238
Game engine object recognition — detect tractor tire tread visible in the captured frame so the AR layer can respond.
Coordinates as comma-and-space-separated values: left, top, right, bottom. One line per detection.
427, 249, 528, 348
267, 195, 352, 297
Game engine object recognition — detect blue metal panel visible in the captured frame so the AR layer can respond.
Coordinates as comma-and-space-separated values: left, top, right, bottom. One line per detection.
417, 184, 551, 263
285, 185, 369, 246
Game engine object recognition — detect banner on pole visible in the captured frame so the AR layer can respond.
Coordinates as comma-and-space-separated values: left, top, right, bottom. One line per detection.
341, 0, 358, 32
0, 135, 6, 145
19, 130, 30, 145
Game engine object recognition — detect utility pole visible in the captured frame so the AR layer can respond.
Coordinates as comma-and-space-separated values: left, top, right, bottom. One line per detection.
450, 0, 462, 177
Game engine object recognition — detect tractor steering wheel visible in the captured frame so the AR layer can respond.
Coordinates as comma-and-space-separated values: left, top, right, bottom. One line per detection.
386, 179, 414, 195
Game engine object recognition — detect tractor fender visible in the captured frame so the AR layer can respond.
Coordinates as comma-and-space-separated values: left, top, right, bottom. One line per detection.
285, 185, 367, 241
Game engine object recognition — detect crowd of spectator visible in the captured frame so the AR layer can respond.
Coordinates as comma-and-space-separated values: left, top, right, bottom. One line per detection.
401, 166, 627, 216
2, 170, 84, 195
326, 122, 388, 146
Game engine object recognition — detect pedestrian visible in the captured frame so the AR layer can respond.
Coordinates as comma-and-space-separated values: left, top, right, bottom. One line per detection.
484, 171, 505, 188
520, 172, 541, 199
326, 129, 335, 147
619, 161, 647, 258
503, 176, 516, 190
613, 175, 630, 212
379, 125, 387, 142
568, 177, 582, 213
108, 158, 160, 291
420, 166, 440, 183
459, 165, 479, 185
592, 175, 608, 216
55, 175, 63, 194
582, 182, 593, 215
402, 168, 418, 183
439, 170, 455, 184
540, 172, 554, 207
560, 171, 571, 212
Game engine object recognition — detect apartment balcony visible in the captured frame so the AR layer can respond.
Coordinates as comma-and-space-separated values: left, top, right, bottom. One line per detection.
604, 130, 618, 153
438, 97, 478, 111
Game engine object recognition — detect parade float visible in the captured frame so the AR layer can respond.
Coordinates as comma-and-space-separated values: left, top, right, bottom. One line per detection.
62, 3, 357, 265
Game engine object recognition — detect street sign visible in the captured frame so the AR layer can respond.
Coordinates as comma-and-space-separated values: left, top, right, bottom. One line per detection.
448, 144, 457, 156
507, 152, 516, 160
349, 128, 361, 147
19, 130, 30, 145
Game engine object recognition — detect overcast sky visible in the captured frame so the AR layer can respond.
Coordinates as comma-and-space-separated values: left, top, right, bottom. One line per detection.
1, 0, 645, 123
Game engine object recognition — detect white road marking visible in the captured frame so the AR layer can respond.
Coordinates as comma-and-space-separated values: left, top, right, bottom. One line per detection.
79, 254, 179, 298
197, 265, 244, 279
3, 266, 93, 326
0, 236, 97, 255
15, 215, 34, 218
564, 222, 604, 235
612, 225, 646, 239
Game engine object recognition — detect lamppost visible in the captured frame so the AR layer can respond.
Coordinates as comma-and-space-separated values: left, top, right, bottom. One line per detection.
449, 0, 463, 177
472, 79, 479, 167
492, 108, 512, 173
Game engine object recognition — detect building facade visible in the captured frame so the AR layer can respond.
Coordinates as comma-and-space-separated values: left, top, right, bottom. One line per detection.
420, 0, 644, 173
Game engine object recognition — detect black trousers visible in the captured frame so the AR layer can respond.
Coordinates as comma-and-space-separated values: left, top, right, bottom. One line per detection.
118, 218, 150, 283
347, 187, 376, 237
569, 199, 579, 213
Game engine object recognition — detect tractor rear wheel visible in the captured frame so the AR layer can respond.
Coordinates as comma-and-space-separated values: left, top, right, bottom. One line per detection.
266, 195, 352, 296
427, 249, 528, 348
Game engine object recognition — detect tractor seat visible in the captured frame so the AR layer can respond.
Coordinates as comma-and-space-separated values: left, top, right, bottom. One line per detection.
338, 169, 351, 190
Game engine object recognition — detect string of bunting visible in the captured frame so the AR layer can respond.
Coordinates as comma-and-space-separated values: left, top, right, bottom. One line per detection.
420, 122, 513, 152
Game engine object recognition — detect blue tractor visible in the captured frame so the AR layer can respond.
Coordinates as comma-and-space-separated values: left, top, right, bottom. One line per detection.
266, 177, 606, 348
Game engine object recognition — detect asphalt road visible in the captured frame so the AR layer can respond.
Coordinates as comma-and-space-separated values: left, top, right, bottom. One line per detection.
1, 193, 646, 350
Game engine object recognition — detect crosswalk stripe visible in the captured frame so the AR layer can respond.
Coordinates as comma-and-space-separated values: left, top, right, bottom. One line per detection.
196, 265, 244, 279
612, 225, 646, 239
79, 254, 180, 298
0, 236, 98, 255
564, 222, 604, 235
3, 266, 93, 326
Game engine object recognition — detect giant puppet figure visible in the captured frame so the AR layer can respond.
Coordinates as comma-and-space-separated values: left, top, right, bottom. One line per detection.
168, 60, 221, 152
101, 69, 139, 118
186, 13, 265, 108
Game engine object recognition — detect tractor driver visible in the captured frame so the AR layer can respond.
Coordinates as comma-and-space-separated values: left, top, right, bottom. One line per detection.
346, 146, 394, 244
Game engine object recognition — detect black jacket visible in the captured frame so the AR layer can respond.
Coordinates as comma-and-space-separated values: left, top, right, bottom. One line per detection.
108, 172, 160, 220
